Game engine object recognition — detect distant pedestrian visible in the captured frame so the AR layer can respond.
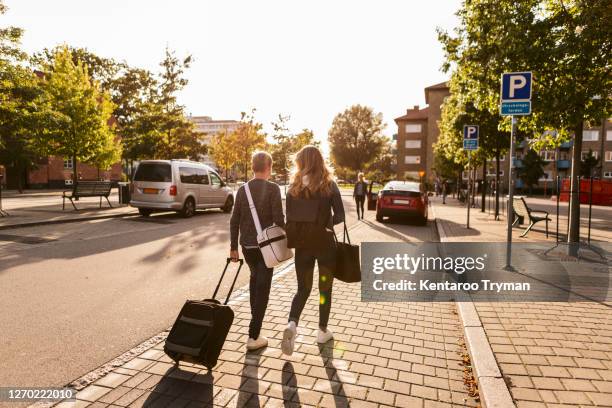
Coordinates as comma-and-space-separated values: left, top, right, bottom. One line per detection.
282, 145, 345, 355
442, 180, 448, 204
353, 173, 368, 220
230, 151, 285, 351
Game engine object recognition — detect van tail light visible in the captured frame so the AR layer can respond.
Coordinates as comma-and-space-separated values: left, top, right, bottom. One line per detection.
169, 185, 177, 196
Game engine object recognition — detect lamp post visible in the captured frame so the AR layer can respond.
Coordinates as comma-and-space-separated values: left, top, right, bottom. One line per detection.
419, 170, 425, 190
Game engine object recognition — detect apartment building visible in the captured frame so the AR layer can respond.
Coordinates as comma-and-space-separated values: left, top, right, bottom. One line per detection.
394, 82, 450, 182
189, 116, 240, 168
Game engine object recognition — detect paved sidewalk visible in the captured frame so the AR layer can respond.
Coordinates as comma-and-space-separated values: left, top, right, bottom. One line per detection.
49, 216, 480, 408
0, 190, 138, 229
433, 197, 612, 408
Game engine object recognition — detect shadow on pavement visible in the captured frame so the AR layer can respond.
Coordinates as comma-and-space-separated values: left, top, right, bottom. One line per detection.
318, 342, 349, 408
0, 209, 228, 274
143, 367, 214, 406
282, 362, 299, 406
236, 351, 264, 406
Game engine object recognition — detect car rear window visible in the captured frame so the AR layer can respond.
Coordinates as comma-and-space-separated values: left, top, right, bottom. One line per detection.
134, 163, 172, 182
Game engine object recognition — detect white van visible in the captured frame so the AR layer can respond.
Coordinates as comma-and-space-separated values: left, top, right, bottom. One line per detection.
130, 160, 234, 217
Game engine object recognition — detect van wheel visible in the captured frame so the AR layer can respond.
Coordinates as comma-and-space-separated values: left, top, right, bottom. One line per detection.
181, 197, 196, 218
221, 196, 234, 213
139, 208, 152, 217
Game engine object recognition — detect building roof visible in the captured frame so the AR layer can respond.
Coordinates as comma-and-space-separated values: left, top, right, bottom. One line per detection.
425, 81, 449, 104
394, 106, 430, 123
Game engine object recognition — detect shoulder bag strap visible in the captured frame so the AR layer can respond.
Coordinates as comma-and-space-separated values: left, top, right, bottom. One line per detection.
244, 181, 263, 237
343, 221, 351, 244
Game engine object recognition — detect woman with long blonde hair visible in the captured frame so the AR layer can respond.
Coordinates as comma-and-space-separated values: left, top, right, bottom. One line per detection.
281, 145, 345, 355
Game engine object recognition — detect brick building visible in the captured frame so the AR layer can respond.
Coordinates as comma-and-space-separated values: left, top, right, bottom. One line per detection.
394, 82, 450, 182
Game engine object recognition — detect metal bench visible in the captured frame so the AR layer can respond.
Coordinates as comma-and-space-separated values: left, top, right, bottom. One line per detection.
512, 197, 550, 237
62, 181, 113, 210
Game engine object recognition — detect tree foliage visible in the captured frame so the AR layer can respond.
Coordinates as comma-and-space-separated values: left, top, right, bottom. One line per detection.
39, 46, 119, 182
517, 149, 546, 192
329, 105, 386, 173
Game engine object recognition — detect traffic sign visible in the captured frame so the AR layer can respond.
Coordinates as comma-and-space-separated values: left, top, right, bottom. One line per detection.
463, 139, 478, 150
501, 101, 531, 115
463, 125, 479, 139
501, 72, 532, 101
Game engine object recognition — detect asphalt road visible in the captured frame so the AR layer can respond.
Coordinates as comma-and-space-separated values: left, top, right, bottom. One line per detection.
0, 195, 435, 390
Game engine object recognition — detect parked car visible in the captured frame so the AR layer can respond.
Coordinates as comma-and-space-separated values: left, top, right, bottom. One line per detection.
375, 180, 428, 225
130, 160, 234, 217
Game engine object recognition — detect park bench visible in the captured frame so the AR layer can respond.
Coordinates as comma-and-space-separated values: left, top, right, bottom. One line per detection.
512, 196, 550, 237
62, 181, 113, 211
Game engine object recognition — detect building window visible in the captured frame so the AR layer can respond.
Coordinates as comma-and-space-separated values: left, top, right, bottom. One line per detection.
581, 151, 598, 160
605, 151, 612, 162
404, 155, 420, 164
487, 169, 504, 176
539, 172, 552, 181
604, 171, 612, 178
582, 130, 598, 141
607, 130, 612, 141
63, 158, 73, 169
405, 124, 422, 133
540, 151, 556, 161
405, 140, 421, 149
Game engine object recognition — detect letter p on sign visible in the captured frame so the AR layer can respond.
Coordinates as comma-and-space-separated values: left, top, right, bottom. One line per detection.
501, 72, 532, 101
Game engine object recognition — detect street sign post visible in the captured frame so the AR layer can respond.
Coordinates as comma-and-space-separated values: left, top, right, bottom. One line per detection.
500, 72, 532, 269
463, 125, 479, 229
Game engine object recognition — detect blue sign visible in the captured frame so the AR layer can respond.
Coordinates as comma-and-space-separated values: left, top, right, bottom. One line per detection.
463, 139, 478, 150
463, 125, 479, 139
501, 101, 531, 116
501, 72, 532, 101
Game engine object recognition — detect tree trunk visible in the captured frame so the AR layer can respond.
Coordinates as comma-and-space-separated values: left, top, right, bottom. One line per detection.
481, 160, 486, 212
73, 154, 78, 184
16, 163, 24, 194
568, 122, 583, 256
495, 152, 500, 219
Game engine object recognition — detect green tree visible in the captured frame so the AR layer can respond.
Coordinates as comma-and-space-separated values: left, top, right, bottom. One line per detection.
210, 129, 239, 180
270, 114, 318, 185
580, 150, 599, 177
234, 109, 266, 182
39, 46, 117, 184
438, 0, 611, 253
329, 105, 386, 173
365, 140, 395, 183
517, 149, 546, 193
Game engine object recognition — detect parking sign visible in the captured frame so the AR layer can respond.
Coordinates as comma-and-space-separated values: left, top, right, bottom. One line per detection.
501, 72, 532, 101
463, 125, 479, 150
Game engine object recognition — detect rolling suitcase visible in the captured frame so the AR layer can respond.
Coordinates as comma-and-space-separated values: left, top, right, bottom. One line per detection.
164, 258, 243, 370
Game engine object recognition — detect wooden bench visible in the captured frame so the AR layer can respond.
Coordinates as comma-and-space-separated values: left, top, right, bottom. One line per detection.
512, 197, 551, 237
63, 181, 113, 211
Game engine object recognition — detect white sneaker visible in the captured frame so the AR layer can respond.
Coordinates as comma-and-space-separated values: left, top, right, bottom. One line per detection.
246, 336, 268, 351
281, 321, 297, 355
317, 328, 334, 344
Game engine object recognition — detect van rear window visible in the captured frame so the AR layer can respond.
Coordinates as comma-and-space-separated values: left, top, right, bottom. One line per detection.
134, 163, 172, 182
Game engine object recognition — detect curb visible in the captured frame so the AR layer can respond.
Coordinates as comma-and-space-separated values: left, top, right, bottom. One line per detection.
0, 211, 138, 231
431, 203, 515, 408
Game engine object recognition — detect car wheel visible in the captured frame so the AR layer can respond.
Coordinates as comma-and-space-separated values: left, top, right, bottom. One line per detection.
221, 196, 234, 213
376, 212, 384, 222
181, 197, 196, 218
418, 214, 428, 226
138, 208, 152, 217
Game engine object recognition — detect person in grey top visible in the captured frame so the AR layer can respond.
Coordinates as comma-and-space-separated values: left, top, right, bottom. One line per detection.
229, 151, 285, 351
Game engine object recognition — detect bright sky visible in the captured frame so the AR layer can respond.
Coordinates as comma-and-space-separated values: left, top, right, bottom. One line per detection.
4, 0, 459, 152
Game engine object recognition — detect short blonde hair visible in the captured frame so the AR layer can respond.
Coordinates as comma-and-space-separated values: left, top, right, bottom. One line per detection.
252, 151, 272, 173
358, 172, 365, 181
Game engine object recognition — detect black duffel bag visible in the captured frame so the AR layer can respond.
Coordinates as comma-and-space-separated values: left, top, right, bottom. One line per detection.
333, 222, 361, 283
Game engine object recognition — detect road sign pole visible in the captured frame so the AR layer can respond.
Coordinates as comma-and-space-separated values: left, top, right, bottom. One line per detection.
467, 151, 471, 229
505, 115, 517, 269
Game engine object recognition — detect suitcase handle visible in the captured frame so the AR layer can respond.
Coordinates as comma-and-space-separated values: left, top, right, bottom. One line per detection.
212, 258, 244, 305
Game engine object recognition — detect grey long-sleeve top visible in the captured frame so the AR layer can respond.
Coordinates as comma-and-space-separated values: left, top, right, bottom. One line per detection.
230, 179, 285, 250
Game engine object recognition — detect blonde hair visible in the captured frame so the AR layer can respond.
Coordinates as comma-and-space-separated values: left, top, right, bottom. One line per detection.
251, 151, 272, 173
288, 145, 333, 197
358, 172, 365, 181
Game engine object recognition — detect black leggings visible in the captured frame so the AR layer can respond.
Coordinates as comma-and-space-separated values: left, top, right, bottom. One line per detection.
242, 247, 273, 339
289, 247, 335, 329
355, 195, 365, 219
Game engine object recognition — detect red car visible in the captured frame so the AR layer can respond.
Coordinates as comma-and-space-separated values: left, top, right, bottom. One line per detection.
375, 181, 429, 225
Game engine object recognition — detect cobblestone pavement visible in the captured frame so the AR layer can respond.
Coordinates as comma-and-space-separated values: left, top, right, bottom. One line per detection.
434, 197, 612, 407
48, 213, 480, 408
